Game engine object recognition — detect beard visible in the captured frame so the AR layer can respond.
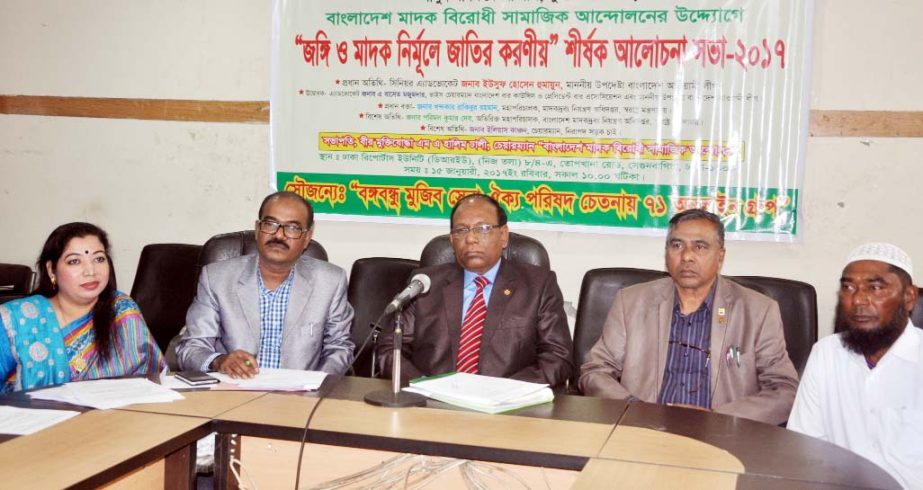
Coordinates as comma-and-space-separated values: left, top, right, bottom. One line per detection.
836, 303, 907, 358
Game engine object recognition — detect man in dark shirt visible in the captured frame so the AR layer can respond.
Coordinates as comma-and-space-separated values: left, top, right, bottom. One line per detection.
377, 194, 573, 388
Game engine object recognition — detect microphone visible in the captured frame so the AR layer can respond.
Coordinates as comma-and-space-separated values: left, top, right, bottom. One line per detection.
384, 274, 431, 314
365, 272, 430, 409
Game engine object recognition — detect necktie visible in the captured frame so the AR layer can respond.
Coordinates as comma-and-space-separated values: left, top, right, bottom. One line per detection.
456, 275, 489, 374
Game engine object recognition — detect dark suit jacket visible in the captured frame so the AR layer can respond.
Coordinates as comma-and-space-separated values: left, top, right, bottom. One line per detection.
377, 260, 574, 387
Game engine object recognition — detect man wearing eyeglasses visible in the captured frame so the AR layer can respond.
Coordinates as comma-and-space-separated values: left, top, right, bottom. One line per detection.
579, 209, 798, 425
377, 194, 573, 388
177, 191, 354, 378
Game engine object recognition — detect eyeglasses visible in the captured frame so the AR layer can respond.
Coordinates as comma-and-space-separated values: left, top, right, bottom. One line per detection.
668, 340, 711, 359
667, 340, 711, 394
258, 219, 309, 239
450, 224, 501, 239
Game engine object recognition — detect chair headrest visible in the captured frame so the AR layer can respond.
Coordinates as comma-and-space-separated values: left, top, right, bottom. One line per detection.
419, 232, 550, 269
0, 263, 35, 295
199, 230, 328, 269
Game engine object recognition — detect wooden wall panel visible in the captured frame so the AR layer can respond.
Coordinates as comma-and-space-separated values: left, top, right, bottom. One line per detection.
3, 95, 922, 137
0, 95, 268, 123
808, 110, 923, 137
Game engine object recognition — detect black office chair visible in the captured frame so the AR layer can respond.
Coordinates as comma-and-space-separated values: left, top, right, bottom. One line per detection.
909, 288, 923, 330
347, 257, 420, 377
728, 276, 817, 376
198, 230, 328, 273
130, 244, 203, 354
419, 232, 550, 269
0, 263, 35, 305
572, 268, 668, 390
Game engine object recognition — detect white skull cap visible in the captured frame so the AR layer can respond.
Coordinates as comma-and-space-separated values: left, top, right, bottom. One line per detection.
846, 242, 913, 280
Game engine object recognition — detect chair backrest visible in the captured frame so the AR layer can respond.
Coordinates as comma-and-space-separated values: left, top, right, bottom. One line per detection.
728, 276, 817, 376
572, 268, 669, 388
198, 230, 328, 270
347, 257, 420, 377
0, 263, 35, 305
834, 287, 923, 333
129, 244, 203, 352
419, 232, 550, 269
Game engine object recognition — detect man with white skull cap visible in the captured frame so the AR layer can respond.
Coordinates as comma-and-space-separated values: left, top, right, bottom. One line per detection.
789, 243, 922, 488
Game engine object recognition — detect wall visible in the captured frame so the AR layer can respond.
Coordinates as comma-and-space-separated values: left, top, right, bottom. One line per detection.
2, 0, 921, 337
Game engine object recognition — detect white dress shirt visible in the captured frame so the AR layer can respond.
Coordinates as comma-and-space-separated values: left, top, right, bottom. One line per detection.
789, 321, 923, 489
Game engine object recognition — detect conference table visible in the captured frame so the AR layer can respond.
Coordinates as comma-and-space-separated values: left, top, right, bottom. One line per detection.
0, 376, 902, 489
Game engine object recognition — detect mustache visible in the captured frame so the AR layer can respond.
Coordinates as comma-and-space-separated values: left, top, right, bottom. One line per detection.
266, 239, 289, 249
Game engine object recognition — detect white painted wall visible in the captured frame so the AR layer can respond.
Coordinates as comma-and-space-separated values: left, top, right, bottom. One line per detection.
1, 0, 921, 337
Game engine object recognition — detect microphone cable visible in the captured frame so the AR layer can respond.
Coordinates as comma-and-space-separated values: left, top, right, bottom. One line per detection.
346, 310, 388, 377
293, 308, 391, 490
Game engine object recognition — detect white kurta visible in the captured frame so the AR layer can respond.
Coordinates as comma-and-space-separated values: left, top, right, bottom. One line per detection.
789, 321, 923, 489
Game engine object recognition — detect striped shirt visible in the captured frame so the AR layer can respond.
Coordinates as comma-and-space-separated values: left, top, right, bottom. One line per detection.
256, 268, 295, 369
658, 285, 716, 408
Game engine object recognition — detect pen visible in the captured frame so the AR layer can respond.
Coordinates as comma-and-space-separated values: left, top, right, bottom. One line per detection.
726, 346, 742, 368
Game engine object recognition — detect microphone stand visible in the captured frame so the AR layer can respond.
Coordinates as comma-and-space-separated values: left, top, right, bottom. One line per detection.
293, 306, 421, 488
364, 305, 427, 407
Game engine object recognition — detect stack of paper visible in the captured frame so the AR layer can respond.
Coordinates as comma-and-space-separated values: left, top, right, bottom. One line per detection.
210, 368, 327, 391
0, 406, 80, 435
405, 372, 554, 414
28, 378, 184, 409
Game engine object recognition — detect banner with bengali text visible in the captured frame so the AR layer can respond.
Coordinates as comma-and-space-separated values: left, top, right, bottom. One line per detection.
271, 0, 813, 240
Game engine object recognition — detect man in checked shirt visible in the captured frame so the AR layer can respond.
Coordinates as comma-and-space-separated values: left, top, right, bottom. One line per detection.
580, 209, 798, 425
177, 191, 354, 378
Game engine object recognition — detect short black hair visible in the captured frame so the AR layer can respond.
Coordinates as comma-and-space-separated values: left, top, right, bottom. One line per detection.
667, 208, 725, 248
258, 191, 314, 229
888, 264, 913, 289
449, 194, 508, 229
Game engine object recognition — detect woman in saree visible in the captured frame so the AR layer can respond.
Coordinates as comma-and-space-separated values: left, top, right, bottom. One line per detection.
0, 222, 164, 392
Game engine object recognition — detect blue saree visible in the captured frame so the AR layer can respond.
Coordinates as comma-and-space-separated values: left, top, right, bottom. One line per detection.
0, 293, 164, 392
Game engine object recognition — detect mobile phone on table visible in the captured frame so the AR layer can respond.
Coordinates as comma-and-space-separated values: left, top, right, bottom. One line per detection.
175, 370, 219, 386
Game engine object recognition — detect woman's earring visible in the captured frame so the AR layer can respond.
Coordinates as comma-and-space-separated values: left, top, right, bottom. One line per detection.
51, 276, 57, 289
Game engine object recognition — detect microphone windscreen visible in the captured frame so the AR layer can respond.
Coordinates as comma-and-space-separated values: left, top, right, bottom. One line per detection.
411, 273, 432, 294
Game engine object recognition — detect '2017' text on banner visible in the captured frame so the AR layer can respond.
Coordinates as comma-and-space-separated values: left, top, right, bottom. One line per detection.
271, 0, 813, 240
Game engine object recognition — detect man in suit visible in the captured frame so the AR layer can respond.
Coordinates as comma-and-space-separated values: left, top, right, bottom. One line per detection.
377, 194, 573, 387
579, 209, 798, 425
789, 243, 922, 488
177, 191, 354, 377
